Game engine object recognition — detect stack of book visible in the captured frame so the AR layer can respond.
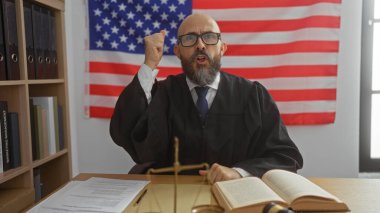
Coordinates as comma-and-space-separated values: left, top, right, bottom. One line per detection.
30, 96, 64, 160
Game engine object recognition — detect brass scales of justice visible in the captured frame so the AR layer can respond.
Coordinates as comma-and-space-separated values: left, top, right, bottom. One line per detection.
146, 137, 224, 213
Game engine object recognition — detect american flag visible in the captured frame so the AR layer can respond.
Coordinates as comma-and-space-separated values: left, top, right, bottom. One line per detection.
86, 0, 341, 125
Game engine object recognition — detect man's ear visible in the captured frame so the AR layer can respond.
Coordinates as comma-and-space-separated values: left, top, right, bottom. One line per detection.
220, 42, 228, 56
174, 44, 180, 59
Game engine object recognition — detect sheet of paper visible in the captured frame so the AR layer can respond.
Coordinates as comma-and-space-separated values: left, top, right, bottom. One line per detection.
27, 177, 150, 213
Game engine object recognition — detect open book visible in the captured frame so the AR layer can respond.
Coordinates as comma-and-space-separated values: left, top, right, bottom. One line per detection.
212, 169, 349, 213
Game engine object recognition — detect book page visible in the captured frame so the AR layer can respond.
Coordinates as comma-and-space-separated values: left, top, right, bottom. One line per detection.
262, 170, 340, 204
215, 177, 286, 209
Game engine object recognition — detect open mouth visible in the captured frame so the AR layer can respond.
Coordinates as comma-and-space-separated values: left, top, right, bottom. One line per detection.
196, 54, 208, 64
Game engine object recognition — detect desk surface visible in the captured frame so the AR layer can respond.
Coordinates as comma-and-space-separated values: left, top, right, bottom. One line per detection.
75, 173, 380, 213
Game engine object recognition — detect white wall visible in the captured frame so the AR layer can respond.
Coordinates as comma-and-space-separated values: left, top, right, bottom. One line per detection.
66, 0, 362, 178
66, 0, 135, 176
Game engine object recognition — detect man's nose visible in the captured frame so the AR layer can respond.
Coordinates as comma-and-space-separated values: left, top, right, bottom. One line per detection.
196, 37, 206, 50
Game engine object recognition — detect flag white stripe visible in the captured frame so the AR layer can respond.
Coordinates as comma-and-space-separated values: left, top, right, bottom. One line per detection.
89, 51, 338, 68
276, 100, 336, 113
149, 77, 335, 90
221, 53, 337, 68
90, 73, 134, 86
90, 95, 119, 108
194, 3, 340, 21
90, 73, 336, 90
222, 29, 339, 45
88, 50, 180, 67
256, 77, 336, 90
90, 95, 335, 114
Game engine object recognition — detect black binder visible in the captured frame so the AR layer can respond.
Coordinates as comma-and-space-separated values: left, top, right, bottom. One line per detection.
1, 0, 20, 80
0, 3, 6, 80
32, 4, 44, 79
41, 7, 50, 79
24, 1, 36, 79
48, 10, 57, 79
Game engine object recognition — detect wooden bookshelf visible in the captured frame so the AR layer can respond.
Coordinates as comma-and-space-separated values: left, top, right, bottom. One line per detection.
0, 0, 71, 212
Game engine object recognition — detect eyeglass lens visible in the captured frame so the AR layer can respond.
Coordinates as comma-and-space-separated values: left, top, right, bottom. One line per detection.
180, 32, 219, 47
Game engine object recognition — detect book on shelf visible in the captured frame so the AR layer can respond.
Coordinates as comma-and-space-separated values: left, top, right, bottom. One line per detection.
0, 101, 10, 172
40, 107, 49, 157
33, 168, 42, 202
0, 104, 21, 172
53, 97, 59, 151
29, 99, 38, 160
57, 105, 64, 150
0, 103, 3, 172
7, 112, 21, 168
32, 104, 44, 159
31, 104, 39, 159
212, 169, 350, 213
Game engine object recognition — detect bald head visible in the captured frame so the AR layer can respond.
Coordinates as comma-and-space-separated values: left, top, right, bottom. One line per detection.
177, 13, 221, 36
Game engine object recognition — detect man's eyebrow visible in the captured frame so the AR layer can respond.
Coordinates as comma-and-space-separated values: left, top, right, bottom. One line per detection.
181, 31, 217, 35
183, 31, 198, 35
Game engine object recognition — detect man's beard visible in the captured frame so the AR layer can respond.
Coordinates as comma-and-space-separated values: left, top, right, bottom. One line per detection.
180, 50, 221, 86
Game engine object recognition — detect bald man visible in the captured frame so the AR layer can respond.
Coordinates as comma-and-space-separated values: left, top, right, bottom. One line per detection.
110, 14, 303, 183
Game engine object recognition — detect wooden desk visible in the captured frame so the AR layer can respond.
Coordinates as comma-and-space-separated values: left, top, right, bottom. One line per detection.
74, 174, 380, 213
308, 177, 380, 213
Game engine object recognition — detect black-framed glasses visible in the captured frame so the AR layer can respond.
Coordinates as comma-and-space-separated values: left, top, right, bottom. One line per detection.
177, 32, 221, 47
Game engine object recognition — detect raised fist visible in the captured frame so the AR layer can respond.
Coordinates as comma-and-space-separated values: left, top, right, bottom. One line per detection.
143, 30, 166, 70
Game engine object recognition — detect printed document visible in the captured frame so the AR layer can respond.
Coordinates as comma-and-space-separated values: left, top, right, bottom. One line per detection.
27, 177, 150, 213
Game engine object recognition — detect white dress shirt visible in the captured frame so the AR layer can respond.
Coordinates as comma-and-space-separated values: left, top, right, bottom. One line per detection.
137, 64, 251, 177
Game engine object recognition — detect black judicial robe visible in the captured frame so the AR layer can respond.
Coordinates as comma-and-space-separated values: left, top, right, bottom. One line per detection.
110, 71, 303, 177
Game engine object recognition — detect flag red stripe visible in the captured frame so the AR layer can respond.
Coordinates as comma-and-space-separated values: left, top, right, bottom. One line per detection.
281, 112, 336, 125
90, 62, 337, 79
222, 65, 337, 78
226, 41, 339, 56
89, 62, 139, 75
89, 106, 114, 119
218, 16, 340, 32
193, 0, 341, 9
270, 89, 336, 101
90, 84, 125, 96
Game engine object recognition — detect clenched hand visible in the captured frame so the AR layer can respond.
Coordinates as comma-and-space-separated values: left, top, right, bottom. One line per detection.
144, 30, 166, 70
